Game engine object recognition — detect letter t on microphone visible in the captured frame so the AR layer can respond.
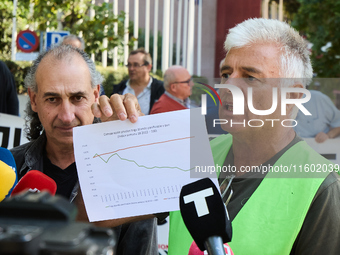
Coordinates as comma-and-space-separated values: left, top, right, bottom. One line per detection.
183, 188, 214, 217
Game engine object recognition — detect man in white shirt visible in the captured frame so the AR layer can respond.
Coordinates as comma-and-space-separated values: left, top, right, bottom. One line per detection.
111, 48, 164, 115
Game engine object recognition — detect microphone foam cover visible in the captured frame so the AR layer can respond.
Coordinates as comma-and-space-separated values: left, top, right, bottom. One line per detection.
188, 240, 234, 255
0, 147, 18, 197
0, 160, 16, 201
11, 170, 57, 196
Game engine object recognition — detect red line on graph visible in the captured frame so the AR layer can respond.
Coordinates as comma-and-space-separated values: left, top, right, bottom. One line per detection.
93, 136, 194, 158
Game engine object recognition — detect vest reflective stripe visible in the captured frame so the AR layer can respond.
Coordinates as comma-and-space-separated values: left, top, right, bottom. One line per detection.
168, 134, 327, 255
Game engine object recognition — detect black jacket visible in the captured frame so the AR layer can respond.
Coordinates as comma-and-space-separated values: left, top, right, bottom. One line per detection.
0, 61, 19, 116
10, 133, 158, 255
111, 78, 164, 114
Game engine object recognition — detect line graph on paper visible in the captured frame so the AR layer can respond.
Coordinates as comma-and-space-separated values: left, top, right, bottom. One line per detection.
73, 109, 215, 221
92, 136, 194, 172
79, 136, 192, 186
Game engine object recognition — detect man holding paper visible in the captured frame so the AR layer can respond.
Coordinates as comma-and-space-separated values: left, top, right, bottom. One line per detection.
10, 44, 158, 255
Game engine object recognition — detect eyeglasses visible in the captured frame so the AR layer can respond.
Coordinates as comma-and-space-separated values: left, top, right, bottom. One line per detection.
125, 63, 147, 68
173, 77, 193, 84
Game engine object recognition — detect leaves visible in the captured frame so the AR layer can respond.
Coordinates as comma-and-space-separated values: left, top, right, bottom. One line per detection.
291, 0, 340, 77
0, 0, 133, 62
0, 0, 30, 59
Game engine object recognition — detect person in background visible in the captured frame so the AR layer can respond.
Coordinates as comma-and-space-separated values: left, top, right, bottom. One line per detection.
61, 34, 85, 50
10, 45, 158, 255
294, 89, 340, 143
150, 65, 192, 114
112, 48, 164, 115
0, 60, 19, 116
61, 34, 106, 96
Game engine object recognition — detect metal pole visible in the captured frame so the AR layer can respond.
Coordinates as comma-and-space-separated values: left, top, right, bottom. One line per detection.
102, 0, 109, 67
57, 10, 63, 30
279, 0, 284, 21
153, 0, 159, 73
182, 0, 188, 67
169, 0, 175, 66
134, 0, 139, 50
124, 0, 130, 66
11, 0, 18, 61
161, 0, 170, 73
197, 0, 202, 76
176, 0, 183, 65
29, 2, 35, 31
271, 1, 278, 19
145, 0, 150, 52
262, 0, 269, 19
186, 0, 195, 74
113, 0, 118, 69
90, 0, 96, 62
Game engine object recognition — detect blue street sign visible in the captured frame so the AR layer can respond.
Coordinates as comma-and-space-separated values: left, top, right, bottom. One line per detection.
45, 31, 70, 50
16, 30, 39, 53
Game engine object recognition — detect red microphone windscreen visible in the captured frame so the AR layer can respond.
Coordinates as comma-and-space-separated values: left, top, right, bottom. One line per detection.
188, 240, 234, 255
11, 170, 57, 196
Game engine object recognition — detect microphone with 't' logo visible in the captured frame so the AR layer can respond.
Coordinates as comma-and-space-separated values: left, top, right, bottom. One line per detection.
180, 178, 233, 255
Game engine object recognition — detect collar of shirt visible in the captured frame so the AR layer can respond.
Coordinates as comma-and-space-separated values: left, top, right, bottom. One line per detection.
165, 91, 190, 108
125, 77, 153, 115
126, 77, 153, 97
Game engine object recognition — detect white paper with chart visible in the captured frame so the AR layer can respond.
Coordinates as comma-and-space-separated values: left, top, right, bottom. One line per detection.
73, 109, 216, 222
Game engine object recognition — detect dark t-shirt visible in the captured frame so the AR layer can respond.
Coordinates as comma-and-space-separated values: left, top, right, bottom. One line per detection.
218, 136, 340, 254
43, 151, 78, 200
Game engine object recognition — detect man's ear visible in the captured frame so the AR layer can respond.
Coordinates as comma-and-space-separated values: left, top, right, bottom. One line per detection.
28, 88, 38, 112
94, 84, 100, 103
146, 64, 152, 72
288, 83, 304, 99
286, 83, 304, 114
170, 83, 177, 93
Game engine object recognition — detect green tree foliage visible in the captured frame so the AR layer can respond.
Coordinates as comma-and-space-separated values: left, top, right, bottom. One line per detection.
0, 1, 14, 59
1, 0, 138, 93
1, 1, 132, 61
289, 0, 340, 77
32, 0, 132, 57
0, 0, 30, 59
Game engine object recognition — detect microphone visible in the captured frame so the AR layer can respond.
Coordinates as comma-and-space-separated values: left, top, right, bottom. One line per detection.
11, 170, 57, 196
180, 178, 232, 255
188, 241, 234, 255
0, 160, 17, 201
0, 147, 18, 198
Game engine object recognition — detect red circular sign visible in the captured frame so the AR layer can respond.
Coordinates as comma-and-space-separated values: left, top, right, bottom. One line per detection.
16, 30, 39, 53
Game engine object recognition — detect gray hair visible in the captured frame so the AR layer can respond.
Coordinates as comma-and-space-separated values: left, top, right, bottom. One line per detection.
224, 18, 313, 85
163, 65, 186, 91
24, 44, 103, 140
25, 44, 104, 92
163, 71, 176, 91
224, 18, 313, 118
61, 34, 85, 50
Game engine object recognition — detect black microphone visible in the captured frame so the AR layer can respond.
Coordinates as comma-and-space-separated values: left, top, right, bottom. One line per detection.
180, 178, 232, 255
